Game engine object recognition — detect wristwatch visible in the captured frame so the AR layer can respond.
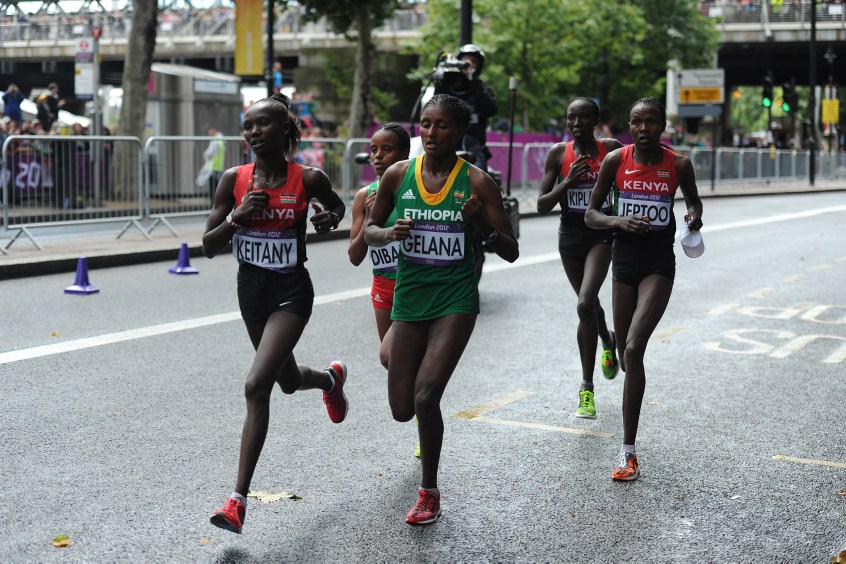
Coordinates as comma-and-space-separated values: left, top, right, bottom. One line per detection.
483, 229, 498, 244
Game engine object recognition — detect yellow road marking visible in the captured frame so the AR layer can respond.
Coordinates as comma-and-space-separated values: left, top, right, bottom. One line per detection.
453, 390, 533, 420
812, 264, 832, 272
653, 326, 686, 340
772, 454, 846, 469
473, 416, 614, 438
787, 274, 807, 282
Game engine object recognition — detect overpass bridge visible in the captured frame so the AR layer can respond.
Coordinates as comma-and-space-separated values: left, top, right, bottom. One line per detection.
0, 1, 844, 112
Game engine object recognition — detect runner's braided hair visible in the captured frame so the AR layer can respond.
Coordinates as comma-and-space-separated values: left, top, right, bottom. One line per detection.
373, 122, 411, 158
422, 94, 472, 129
259, 92, 302, 160
570, 97, 600, 121
630, 97, 666, 124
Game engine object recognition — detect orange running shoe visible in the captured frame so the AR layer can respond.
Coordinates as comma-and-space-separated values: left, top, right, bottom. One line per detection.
611, 451, 639, 481
405, 489, 441, 525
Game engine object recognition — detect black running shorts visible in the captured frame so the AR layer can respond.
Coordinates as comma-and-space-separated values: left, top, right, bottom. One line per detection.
237, 263, 314, 322
611, 241, 675, 287
558, 226, 612, 261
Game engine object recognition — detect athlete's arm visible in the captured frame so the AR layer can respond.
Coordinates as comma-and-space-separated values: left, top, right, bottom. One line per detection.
303, 167, 345, 235
676, 155, 703, 231
202, 167, 240, 258
584, 150, 620, 230
365, 161, 411, 246
536, 143, 570, 214
348, 187, 373, 266
465, 167, 519, 263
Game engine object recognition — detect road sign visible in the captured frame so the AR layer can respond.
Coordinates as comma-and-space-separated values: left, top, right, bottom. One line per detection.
677, 68, 725, 105
74, 38, 94, 100
822, 98, 840, 124
680, 87, 723, 104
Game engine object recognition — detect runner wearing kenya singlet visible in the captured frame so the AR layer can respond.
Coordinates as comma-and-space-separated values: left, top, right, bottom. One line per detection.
391, 154, 479, 321
585, 97, 702, 483
203, 93, 349, 535
537, 97, 621, 421
365, 94, 518, 526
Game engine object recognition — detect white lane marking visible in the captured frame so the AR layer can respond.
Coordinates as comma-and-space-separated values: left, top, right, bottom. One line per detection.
709, 303, 738, 316
4, 205, 844, 366
749, 288, 775, 298
471, 416, 614, 438
0, 287, 376, 365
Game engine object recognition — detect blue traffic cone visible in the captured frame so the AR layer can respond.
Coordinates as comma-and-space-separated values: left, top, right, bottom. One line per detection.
64, 256, 100, 295
169, 242, 199, 275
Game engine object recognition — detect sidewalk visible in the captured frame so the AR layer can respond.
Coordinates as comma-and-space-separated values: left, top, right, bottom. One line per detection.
2, 179, 844, 280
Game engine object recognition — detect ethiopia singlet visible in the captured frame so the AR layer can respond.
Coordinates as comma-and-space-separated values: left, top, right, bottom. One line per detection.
366, 180, 400, 280
231, 162, 308, 273
391, 156, 479, 322
613, 144, 679, 247
559, 140, 613, 230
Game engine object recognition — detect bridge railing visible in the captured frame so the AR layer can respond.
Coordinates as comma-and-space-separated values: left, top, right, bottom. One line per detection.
0, 8, 426, 45
702, 0, 846, 28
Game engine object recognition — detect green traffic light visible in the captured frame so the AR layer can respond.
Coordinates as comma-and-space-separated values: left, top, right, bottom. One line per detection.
782, 102, 791, 112
762, 97, 772, 108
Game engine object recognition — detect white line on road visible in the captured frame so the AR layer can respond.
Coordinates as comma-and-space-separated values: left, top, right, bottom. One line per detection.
3, 205, 843, 366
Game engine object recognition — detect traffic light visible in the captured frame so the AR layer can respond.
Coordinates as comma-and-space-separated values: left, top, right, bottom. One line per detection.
782, 79, 798, 112
762, 74, 774, 108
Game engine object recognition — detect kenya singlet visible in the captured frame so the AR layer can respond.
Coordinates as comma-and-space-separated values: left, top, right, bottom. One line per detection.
613, 145, 679, 247
231, 162, 308, 273
391, 156, 479, 322
559, 140, 613, 230
366, 181, 400, 280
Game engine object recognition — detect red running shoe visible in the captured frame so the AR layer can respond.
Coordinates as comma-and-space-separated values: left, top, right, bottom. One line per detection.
611, 451, 640, 481
210, 497, 246, 534
323, 361, 348, 423
406, 489, 441, 525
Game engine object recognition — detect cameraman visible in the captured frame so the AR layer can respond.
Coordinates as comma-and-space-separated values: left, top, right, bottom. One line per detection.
433, 44, 497, 171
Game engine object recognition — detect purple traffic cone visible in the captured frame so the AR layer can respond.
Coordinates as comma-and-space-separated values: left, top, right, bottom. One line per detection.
169, 242, 199, 274
64, 256, 100, 295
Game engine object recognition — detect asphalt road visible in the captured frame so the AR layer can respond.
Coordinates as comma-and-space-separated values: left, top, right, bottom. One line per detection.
1, 191, 845, 562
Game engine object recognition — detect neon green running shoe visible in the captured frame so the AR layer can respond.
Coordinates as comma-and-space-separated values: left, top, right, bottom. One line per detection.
576, 389, 596, 419
414, 417, 421, 459
601, 331, 619, 380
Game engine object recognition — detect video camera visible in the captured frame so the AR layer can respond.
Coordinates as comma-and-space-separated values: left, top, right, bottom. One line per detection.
430, 53, 472, 94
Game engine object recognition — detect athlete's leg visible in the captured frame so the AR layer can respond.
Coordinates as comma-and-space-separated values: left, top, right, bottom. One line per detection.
379, 321, 393, 369
620, 275, 673, 445
414, 313, 477, 489
583, 244, 614, 348
387, 320, 429, 422
235, 311, 309, 496
612, 280, 637, 374
374, 307, 392, 342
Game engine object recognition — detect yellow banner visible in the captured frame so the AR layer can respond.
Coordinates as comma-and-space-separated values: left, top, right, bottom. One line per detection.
235, 0, 263, 76
822, 98, 840, 124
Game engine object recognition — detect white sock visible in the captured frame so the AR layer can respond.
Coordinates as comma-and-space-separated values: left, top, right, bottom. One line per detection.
581, 380, 594, 392
421, 487, 439, 495
230, 492, 247, 508
324, 370, 336, 393
621, 444, 636, 455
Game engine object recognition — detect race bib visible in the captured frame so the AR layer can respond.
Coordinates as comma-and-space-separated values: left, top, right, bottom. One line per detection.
401, 222, 465, 266
369, 241, 400, 273
567, 183, 612, 214
232, 227, 298, 272
617, 192, 673, 230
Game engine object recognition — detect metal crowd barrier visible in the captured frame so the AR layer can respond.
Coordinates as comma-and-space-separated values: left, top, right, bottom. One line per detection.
1, 134, 144, 250
2, 134, 844, 252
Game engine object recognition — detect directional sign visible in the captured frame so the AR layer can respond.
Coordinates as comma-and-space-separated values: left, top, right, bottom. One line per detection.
680, 87, 723, 104
677, 68, 725, 105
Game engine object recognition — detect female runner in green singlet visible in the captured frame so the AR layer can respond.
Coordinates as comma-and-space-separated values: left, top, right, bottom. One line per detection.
365, 94, 519, 525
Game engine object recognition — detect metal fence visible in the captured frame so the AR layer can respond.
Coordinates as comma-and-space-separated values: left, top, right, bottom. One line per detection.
2, 134, 844, 251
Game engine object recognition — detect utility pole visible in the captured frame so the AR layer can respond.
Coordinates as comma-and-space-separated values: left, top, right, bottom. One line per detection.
460, 0, 472, 45
265, 0, 274, 98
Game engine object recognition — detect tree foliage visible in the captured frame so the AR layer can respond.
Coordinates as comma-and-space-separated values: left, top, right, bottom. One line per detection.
286, 0, 400, 138
414, 0, 718, 130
